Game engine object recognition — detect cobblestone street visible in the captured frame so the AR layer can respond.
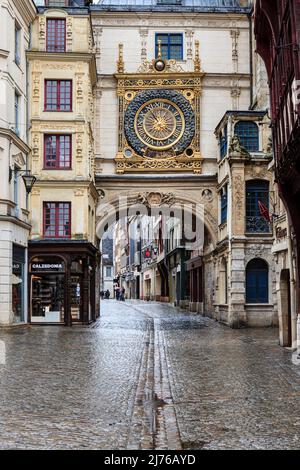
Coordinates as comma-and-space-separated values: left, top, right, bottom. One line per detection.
0, 300, 300, 450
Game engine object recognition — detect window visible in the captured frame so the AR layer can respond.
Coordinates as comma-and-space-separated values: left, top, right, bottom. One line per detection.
155, 33, 183, 61
15, 92, 20, 136
43, 202, 71, 238
44, 135, 72, 169
246, 259, 269, 304
221, 185, 228, 224
157, 1, 182, 4
106, 267, 112, 278
220, 126, 228, 160
46, 19, 66, 52
45, 80, 72, 111
15, 23, 21, 65
234, 121, 259, 152
246, 180, 270, 233
45, 0, 69, 6
13, 166, 19, 217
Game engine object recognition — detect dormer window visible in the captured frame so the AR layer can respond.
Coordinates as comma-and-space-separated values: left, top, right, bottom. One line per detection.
155, 33, 183, 61
46, 19, 66, 53
45, 0, 69, 6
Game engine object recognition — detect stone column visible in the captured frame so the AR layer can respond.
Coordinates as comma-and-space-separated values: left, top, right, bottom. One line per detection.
228, 163, 247, 328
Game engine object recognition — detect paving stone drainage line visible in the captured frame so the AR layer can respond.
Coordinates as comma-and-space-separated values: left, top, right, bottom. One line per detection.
154, 319, 182, 451
126, 319, 156, 450
122, 302, 182, 450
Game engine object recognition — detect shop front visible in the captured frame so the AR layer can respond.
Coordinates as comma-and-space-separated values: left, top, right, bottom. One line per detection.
12, 244, 27, 324
186, 256, 203, 314
29, 241, 99, 326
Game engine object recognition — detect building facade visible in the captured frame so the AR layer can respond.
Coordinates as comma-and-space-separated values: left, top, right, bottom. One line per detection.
0, 0, 36, 325
2, 0, 289, 336
27, 0, 99, 325
92, 0, 280, 329
254, 0, 300, 347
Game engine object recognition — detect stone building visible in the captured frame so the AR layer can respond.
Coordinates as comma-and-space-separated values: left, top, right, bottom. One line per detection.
0, 0, 36, 325
27, 0, 99, 325
92, 0, 280, 328
2, 0, 290, 337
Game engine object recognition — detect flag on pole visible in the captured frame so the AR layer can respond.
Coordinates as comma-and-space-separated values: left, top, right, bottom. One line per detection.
258, 200, 271, 223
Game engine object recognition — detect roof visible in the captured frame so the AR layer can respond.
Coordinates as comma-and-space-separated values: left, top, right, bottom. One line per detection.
91, 0, 252, 13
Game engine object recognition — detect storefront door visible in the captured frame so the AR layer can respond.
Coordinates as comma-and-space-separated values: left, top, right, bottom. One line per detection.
12, 244, 26, 323
30, 257, 66, 324
70, 275, 83, 322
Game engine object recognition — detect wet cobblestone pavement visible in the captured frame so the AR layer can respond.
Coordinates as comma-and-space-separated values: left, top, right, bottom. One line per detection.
0, 300, 300, 449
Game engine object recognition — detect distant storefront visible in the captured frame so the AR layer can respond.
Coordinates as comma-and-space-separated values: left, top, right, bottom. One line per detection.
29, 241, 99, 326
186, 256, 203, 314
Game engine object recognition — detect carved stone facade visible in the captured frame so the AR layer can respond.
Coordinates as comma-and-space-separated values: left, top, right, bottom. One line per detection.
26, 5, 100, 326
12, 1, 284, 332
89, 3, 280, 329
0, 0, 36, 325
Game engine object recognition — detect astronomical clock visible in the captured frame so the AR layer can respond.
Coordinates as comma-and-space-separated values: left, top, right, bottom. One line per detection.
114, 41, 205, 174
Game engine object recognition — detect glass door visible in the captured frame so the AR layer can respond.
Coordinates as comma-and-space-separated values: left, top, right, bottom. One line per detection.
70, 276, 83, 322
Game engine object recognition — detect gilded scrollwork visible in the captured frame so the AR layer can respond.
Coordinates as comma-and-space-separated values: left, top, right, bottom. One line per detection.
115, 156, 202, 174
115, 52, 204, 174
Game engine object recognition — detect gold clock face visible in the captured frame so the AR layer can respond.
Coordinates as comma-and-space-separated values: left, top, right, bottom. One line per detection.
134, 99, 185, 151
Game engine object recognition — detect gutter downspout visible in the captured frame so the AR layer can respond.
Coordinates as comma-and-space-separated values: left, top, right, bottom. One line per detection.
25, 23, 32, 210
248, 12, 254, 109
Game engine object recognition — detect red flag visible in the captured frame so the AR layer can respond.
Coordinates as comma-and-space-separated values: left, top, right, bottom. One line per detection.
258, 200, 271, 223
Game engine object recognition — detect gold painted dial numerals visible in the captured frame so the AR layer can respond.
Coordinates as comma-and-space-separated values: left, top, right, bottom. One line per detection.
134, 99, 185, 151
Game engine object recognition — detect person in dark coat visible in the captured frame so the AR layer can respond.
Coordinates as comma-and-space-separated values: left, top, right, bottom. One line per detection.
115, 287, 120, 301
121, 287, 126, 301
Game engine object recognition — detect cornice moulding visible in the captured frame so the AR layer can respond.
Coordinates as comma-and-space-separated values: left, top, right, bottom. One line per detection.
14, 0, 36, 26
27, 51, 97, 85
0, 128, 30, 154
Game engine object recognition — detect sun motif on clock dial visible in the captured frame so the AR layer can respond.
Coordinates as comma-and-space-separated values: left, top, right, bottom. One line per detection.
124, 89, 195, 157
134, 99, 185, 150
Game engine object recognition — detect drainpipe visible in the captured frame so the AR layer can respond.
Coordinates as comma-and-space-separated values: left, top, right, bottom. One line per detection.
287, 221, 297, 351
248, 13, 254, 109
25, 23, 32, 210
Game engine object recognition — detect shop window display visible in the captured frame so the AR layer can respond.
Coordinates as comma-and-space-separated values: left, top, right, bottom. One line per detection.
12, 244, 25, 323
30, 257, 65, 323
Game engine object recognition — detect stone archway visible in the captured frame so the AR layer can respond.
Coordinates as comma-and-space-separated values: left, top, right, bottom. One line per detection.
95, 190, 218, 249
95, 185, 218, 308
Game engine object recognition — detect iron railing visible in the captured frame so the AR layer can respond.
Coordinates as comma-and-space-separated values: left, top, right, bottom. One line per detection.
245, 216, 271, 234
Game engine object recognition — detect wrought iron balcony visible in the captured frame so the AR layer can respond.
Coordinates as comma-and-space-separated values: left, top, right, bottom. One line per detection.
245, 216, 271, 234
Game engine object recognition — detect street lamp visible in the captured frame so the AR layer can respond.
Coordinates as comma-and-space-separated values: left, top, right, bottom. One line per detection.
9, 168, 37, 194
21, 171, 37, 194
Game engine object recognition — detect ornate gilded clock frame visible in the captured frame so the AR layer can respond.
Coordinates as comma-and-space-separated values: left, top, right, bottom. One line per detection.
114, 41, 205, 174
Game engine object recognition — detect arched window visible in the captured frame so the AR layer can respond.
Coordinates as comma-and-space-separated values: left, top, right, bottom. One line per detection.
235, 121, 259, 152
246, 258, 269, 304
246, 180, 270, 233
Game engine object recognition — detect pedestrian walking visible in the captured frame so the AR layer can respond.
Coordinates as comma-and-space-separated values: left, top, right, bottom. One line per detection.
115, 287, 120, 301
121, 287, 126, 302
